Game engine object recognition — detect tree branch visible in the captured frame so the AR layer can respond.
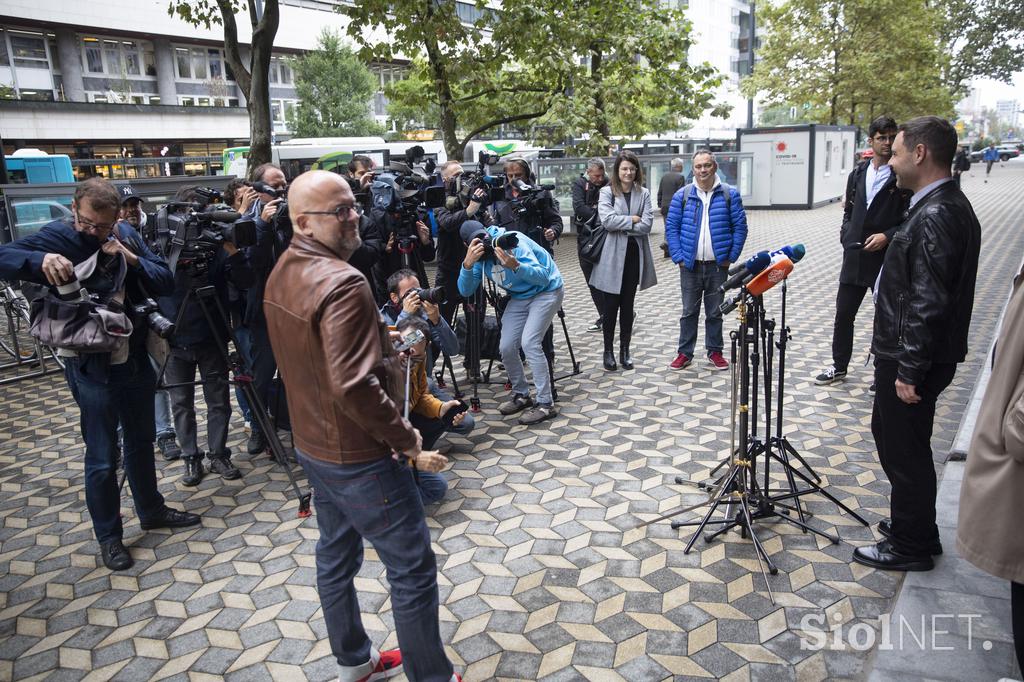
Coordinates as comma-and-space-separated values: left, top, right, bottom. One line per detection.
217, 0, 251, 95
454, 86, 552, 104
461, 109, 551, 147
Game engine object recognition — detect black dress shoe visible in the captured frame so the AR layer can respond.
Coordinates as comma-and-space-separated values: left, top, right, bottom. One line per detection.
247, 429, 267, 454
100, 539, 133, 571
603, 350, 617, 371
140, 506, 201, 531
852, 539, 934, 572
878, 518, 943, 555
182, 456, 204, 486
619, 349, 634, 370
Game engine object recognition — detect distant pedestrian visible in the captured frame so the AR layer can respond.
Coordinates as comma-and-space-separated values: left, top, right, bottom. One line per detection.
657, 158, 686, 258
983, 143, 999, 182
952, 146, 971, 188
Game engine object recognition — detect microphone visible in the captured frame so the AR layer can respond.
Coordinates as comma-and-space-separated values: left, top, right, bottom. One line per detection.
746, 256, 794, 296
206, 209, 242, 223
721, 252, 771, 292
728, 250, 768, 276
771, 243, 806, 263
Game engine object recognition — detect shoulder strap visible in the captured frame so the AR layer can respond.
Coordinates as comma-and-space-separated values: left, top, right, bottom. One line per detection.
680, 183, 693, 214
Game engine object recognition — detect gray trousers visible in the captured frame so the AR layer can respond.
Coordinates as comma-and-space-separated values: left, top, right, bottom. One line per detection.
165, 342, 231, 459
499, 287, 564, 406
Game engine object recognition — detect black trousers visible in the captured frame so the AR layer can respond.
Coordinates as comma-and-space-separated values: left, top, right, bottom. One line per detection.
165, 342, 231, 459
600, 238, 640, 353
831, 282, 870, 373
1013, 581, 1024, 673
871, 359, 956, 556
577, 248, 604, 321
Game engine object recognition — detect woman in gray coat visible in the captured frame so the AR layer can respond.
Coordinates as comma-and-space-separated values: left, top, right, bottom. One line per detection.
594, 150, 657, 371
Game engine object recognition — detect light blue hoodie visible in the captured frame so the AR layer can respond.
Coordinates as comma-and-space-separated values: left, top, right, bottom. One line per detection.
458, 227, 563, 300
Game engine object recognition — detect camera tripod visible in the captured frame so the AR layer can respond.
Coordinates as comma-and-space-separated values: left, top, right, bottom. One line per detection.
155, 278, 311, 517
637, 285, 868, 602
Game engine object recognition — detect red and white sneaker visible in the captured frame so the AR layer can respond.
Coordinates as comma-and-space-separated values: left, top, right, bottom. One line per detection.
669, 353, 692, 370
708, 352, 729, 371
355, 649, 403, 682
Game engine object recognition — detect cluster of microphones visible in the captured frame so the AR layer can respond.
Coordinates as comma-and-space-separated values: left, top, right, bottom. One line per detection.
719, 244, 806, 315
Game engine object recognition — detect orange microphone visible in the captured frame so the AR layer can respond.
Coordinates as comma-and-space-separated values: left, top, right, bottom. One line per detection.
745, 255, 794, 296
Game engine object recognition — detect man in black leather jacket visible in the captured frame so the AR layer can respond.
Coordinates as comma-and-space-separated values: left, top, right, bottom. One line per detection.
852, 116, 981, 573
815, 116, 910, 388
571, 158, 608, 332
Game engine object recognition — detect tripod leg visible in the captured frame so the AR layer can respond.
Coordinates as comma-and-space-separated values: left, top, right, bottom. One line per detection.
782, 438, 823, 483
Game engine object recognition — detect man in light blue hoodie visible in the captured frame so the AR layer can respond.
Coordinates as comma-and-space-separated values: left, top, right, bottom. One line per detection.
458, 221, 564, 425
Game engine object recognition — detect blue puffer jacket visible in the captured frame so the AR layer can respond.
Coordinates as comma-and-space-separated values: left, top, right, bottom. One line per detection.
665, 183, 748, 269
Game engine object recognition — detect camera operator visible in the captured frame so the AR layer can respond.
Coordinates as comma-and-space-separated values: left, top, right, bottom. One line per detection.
395, 316, 470, 505
156, 200, 254, 486
242, 163, 292, 456
458, 220, 564, 426
0, 178, 200, 571
433, 160, 493, 324
491, 158, 562, 255
346, 154, 377, 213
571, 158, 609, 333
116, 185, 181, 461
370, 183, 437, 305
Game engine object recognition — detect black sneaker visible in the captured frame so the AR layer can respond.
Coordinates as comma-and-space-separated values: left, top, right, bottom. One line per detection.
498, 393, 534, 415
157, 434, 181, 461
139, 505, 201, 530
208, 454, 241, 480
182, 456, 204, 486
586, 318, 602, 333
247, 429, 267, 454
869, 382, 876, 394
814, 366, 847, 385
100, 539, 133, 571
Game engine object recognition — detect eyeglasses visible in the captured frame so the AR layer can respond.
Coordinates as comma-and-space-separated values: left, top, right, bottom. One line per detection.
75, 213, 117, 233
301, 204, 364, 221
873, 134, 897, 142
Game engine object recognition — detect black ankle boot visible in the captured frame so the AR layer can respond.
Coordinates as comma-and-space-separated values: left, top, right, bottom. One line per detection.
603, 350, 617, 371
620, 347, 634, 370
182, 456, 204, 487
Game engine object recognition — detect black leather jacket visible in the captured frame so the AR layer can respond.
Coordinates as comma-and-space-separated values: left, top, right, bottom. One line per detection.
871, 181, 981, 385
570, 175, 606, 246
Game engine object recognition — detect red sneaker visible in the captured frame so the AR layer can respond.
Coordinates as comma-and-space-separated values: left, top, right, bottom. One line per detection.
356, 650, 403, 682
708, 351, 729, 370
669, 353, 691, 370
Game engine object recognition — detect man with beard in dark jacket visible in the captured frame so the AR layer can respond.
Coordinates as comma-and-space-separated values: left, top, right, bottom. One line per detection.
852, 116, 981, 572
814, 116, 910, 389
432, 160, 492, 323
571, 158, 608, 332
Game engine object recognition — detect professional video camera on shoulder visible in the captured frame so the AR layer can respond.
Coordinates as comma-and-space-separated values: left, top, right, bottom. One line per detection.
153, 187, 257, 277
372, 159, 444, 253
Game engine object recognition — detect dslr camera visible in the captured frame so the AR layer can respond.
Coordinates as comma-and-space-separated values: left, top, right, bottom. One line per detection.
153, 189, 257, 279
403, 286, 446, 305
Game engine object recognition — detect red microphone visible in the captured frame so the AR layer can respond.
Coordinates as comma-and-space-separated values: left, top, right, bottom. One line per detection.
746, 255, 794, 296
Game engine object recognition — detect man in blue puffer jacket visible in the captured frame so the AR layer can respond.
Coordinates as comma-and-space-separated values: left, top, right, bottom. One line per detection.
665, 149, 748, 371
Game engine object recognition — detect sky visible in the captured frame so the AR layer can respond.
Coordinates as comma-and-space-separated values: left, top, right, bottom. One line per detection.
972, 72, 1024, 107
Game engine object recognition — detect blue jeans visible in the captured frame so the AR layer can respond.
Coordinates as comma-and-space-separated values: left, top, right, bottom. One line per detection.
499, 287, 564, 405
296, 451, 453, 682
233, 325, 254, 424
677, 261, 728, 358
65, 356, 166, 543
409, 408, 476, 505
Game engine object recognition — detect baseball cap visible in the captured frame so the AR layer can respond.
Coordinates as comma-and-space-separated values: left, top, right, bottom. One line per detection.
118, 185, 143, 204
460, 220, 486, 245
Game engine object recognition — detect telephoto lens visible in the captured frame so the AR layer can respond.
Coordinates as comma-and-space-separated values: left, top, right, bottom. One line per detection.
414, 286, 447, 304
56, 276, 88, 302
494, 232, 519, 250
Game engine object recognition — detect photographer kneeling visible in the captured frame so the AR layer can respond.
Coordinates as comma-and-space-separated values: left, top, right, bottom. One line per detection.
458, 221, 564, 425
158, 210, 254, 486
395, 316, 471, 505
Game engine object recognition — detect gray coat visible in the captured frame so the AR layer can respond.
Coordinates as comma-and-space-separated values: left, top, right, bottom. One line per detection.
591, 185, 657, 295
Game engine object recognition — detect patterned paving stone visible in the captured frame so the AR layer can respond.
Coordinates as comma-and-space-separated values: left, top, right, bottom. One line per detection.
1, 163, 1022, 680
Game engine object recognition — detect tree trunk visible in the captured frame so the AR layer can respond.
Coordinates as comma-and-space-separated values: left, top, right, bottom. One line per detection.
591, 46, 609, 155
422, 3, 461, 161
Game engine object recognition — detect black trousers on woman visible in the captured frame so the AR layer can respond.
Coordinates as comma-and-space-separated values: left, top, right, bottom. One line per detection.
601, 238, 640, 353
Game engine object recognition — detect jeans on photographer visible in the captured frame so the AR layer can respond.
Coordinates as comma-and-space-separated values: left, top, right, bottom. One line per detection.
64, 356, 166, 544
165, 343, 231, 458
677, 261, 727, 358
296, 451, 454, 682
151, 356, 175, 438
408, 406, 475, 505
500, 287, 564, 406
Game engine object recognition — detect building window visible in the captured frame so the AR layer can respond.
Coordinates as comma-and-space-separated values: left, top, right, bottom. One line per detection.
104, 39, 121, 75
825, 140, 833, 174
85, 38, 103, 73
82, 36, 155, 78
149, 95, 161, 105
191, 48, 207, 80
174, 45, 232, 81
269, 56, 293, 85
180, 96, 195, 106
10, 33, 49, 69
0, 35, 8, 66
208, 48, 222, 80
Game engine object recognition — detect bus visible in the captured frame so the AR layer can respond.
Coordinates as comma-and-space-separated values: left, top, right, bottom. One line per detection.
462, 139, 542, 164
3, 150, 75, 184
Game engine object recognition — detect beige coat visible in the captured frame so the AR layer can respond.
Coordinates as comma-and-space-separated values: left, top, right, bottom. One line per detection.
957, 262, 1024, 583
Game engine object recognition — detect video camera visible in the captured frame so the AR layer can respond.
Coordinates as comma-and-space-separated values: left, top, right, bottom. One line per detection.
372, 160, 445, 253
152, 187, 257, 279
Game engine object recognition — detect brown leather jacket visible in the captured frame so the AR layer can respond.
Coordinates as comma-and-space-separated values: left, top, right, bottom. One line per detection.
263, 233, 418, 464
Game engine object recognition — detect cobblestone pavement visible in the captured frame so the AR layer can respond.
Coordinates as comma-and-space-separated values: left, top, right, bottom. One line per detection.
1, 162, 1022, 681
